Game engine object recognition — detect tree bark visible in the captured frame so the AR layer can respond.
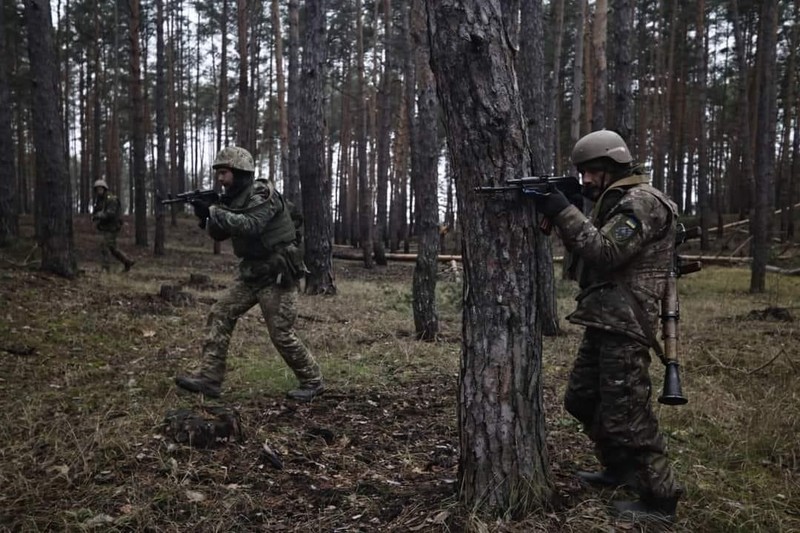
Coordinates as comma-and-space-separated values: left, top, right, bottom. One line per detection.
25, 0, 77, 278
411, 0, 438, 340
610, 0, 633, 146
426, 0, 551, 514
286, 0, 302, 207
750, 0, 778, 293
299, 0, 336, 295
272, 0, 288, 186
519, 0, 560, 336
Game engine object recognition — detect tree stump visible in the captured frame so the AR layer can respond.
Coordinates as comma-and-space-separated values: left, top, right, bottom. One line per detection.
163, 406, 244, 448
159, 284, 195, 306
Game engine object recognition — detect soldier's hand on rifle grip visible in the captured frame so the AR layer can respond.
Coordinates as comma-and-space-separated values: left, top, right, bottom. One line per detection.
190, 199, 212, 228
530, 186, 571, 218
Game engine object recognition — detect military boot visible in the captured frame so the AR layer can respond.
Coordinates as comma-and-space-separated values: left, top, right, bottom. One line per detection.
175, 373, 221, 398
286, 381, 325, 402
611, 496, 679, 523
577, 468, 636, 489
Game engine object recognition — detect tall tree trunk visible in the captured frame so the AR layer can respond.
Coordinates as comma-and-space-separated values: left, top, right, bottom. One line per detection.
519, 0, 560, 336
130, 0, 148, 246
426, 0, 551, 514
299, 0, 335, 295
25, 0, 77, 278
374, 0, 393, 266
570, 0, 587, 158
401, 0, 418, 254
236, 0, 251, 152
356, 0, 373, 268
611, 0, 633, 146
730, 0, 754, 220
411, 0, 438, 340
0, 2, 18, 246
695, 0, 711, 249
286, 0, 302, 206
549, 0, 565, 173
154, 0, 166, 256
272, 0, 288, 185
750, 0, 778, 293
591, 0, 607, 130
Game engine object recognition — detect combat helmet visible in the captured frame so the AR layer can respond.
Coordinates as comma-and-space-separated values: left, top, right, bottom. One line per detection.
571, 130, 633, 168
213, 146, 255, 173
93, 179, 109, 190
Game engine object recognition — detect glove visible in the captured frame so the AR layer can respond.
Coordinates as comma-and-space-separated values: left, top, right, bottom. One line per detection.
191, 199, 211, 220
530, 187, 570, 217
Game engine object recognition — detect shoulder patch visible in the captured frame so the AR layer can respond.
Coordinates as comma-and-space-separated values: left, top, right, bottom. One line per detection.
610, 215, 640, 243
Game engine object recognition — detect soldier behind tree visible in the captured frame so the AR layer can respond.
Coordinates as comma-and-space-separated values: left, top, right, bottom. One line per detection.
531, 130, 683, 522
174, 146, 324, 402
92, 179, 134, 272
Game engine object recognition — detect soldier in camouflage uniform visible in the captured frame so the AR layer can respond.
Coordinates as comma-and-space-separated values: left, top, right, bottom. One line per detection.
92, 179, 135, 272
175, 146, 324, 402
532, 130, 682, 522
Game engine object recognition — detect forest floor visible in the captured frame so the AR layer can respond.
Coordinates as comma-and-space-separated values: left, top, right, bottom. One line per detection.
0, 214, 799, 532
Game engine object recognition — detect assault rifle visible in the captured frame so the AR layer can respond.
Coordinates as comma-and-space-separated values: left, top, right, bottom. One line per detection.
658, 224, 701, 405
474, 176, 582, 234
161, 189, 221, 229
161, 189, 220, 206
474, 175, 581, 197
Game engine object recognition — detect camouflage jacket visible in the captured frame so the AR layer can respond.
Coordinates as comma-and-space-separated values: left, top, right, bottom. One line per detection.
551, 174, 677, 345
207, 178, 299, 284
92, 194, 123, 232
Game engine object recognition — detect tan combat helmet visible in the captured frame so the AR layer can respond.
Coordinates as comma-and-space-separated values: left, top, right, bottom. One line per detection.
93, 179, 109, 190
213, 146, 255, 173
571, 130, 633, 167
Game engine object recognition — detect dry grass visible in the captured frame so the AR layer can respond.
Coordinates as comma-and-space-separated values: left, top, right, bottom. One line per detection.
0, 214, 798, 532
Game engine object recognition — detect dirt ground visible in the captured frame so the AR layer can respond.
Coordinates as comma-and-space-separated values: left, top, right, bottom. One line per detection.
1, 213, 798, 532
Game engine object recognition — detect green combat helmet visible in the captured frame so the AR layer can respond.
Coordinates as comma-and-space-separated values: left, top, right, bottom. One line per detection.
93, 179, 109, 190
571, 130, 633, 167
213, 146, 255, 173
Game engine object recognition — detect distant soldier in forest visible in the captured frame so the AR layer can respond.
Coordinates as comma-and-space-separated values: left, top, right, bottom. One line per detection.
92, 179, 135, 273
174, 146, 324, 402
531, 130, 683, 522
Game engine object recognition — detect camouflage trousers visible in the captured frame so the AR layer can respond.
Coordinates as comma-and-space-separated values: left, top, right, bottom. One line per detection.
99, 230, 132, 269
198, 280, 321, 387
564, 328, 682, 500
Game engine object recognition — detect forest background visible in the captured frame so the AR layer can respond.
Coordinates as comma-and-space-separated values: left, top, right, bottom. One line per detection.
0, 0, 799, 531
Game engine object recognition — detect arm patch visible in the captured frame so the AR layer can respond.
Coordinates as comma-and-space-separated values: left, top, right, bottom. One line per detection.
609, 215, 640, 243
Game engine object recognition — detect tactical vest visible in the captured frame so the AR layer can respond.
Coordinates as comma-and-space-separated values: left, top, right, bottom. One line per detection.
226, 179, 297, 259
567, 174, 678, 345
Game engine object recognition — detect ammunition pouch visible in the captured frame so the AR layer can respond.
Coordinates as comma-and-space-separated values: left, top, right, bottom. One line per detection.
239, 242, 306, 287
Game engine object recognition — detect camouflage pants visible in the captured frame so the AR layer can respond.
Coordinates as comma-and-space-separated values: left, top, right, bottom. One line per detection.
99, 230, 132, 269
564, 328, 681, 500
199, 280, 321, 387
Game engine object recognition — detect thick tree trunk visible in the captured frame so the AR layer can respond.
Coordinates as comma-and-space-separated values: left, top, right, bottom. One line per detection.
25, 0, 77, 278
299, 0, 335, 295
373, 0, 393, 266
427, 0, 551, 514
519, 0, 560, 336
